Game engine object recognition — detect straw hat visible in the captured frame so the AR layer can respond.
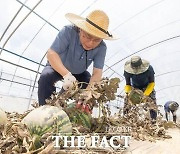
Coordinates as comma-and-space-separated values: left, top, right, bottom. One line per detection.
65, 10, 117, 40
124, 56, 149, 74
169, 101, 179, 110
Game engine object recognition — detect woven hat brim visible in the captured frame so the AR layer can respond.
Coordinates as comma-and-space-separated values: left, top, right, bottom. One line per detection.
124, 59, 150, 74
65, 13, 118, 40
169, 102, 179, 110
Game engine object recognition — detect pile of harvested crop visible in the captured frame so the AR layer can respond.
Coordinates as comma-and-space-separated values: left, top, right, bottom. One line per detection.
0, 78, 178, 154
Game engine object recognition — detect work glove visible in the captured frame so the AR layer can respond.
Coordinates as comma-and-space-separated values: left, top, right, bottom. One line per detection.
63, 72, 76, 90
124, 85, 132, 94
143, 82, 155, 96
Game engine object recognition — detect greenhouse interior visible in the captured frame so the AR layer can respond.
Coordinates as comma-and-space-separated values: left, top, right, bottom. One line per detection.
0, 0, 180, 153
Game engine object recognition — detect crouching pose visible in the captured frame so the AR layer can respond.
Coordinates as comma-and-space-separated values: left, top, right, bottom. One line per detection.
38, 10, 118, 114
164, 101, 179, 123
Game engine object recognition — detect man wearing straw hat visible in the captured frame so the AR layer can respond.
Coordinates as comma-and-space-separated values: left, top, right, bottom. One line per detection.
38, 10, 117, 113
164, 101, 179, 123
123, 56, 157, 121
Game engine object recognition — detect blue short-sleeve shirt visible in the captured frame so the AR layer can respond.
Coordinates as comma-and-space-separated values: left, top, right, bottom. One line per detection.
164, 101, 171, 112
164, 101, 179, 112
49, 25, 107, 74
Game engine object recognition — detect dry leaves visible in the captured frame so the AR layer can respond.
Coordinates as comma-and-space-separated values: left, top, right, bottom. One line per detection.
0, 78, 179, 154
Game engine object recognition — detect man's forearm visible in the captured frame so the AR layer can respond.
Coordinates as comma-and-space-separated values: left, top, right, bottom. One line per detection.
90, 68, 102, 83
47, 49, 69, 76
89, 75, 101, 84
87, 68, 102, 89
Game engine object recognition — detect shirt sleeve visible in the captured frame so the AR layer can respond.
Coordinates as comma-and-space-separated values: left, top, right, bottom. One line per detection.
50, 26, 70, 54
124, 71, 131, 85
93, 44, 107, 69
164, 101, 171, 112
148, 65, 155, 82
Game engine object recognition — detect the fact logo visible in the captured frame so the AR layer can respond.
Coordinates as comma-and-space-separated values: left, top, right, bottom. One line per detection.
52, 126, 131, 150
52, 135, 131, 149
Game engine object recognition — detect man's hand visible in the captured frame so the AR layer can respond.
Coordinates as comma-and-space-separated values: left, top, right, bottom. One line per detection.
63, 72, 76, 90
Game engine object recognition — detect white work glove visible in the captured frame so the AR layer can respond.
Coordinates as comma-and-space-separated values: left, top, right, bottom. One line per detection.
63, 72, 76, 90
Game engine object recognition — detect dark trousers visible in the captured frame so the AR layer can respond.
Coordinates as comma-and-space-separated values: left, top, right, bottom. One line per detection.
165, 110, 177, 122
38, 65, 91, 105
148, 90, 157, 120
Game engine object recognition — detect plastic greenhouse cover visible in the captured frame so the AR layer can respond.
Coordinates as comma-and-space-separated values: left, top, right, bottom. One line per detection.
0, 0, 180, 117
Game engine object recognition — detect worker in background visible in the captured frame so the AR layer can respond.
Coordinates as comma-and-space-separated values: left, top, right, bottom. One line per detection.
123, 56, 157, 121
38, 10, 118, 114
164, 101, 179, 123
